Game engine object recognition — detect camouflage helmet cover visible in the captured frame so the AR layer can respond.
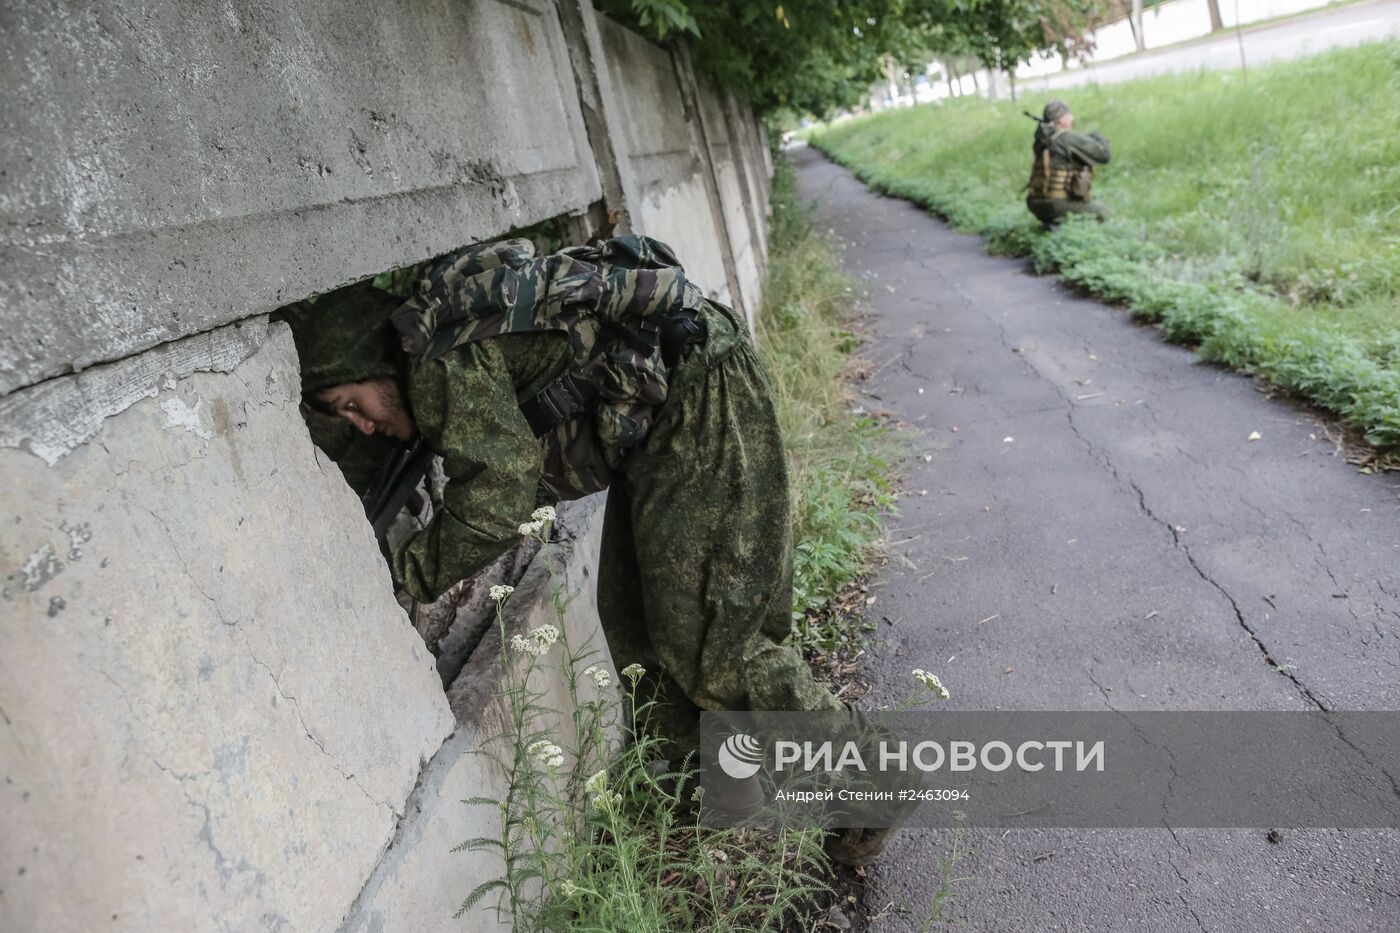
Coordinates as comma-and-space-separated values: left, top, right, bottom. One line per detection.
290, 280, 401, 397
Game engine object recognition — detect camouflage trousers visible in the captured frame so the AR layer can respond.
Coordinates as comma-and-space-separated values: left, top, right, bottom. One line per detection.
597, 303, 844, 759
1027, 195, 1107, 228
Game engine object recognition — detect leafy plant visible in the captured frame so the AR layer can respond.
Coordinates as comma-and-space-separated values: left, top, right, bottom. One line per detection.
461, 515, 834, 930
598, 0, 1120, 117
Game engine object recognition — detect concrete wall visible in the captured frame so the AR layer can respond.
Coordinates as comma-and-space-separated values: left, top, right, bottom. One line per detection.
595, 18, 741, 310
340, 497, 609, 933
0, 1, 769, 930
1, 323, 457, 931
1, 0, 603, 396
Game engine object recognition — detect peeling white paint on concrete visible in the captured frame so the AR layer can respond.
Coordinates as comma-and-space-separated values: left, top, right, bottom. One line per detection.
160, 396, 214, 441
0, 318, 267, 466
20, 543, 63, 591
60, 520, 92, 561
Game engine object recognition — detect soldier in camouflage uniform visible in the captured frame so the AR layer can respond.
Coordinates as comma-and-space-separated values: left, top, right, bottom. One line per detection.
295, 235, 895, 864
293, 234, 849, 762
1026, 100, 1111, 228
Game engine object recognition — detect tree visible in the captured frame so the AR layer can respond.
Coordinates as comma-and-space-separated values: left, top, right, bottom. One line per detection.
599, 0, 1122, 117
1129, 0, 1146, 51
1206, 0, 1224, 31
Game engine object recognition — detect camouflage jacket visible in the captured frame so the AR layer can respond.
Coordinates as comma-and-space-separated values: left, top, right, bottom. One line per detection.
390, 330, 570, 603
388, 235, 703, 602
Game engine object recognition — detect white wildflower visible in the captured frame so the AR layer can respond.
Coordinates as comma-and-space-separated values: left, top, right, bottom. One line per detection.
583, 665, 612, 689
620, 663, 646, 684
531, 505, 556, 523
561, 880, 581, 898
518, 520, 543, 536
586, 772, 623, 812
528, 740, 565, 770
488, 584, 514, 602
708, 848, 729, 863
690, 785, 705, 803
912, 669, 950, 700
510, 624, 561, 657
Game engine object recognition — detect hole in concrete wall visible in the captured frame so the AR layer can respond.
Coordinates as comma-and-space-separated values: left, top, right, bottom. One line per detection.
273, 206, 607, 689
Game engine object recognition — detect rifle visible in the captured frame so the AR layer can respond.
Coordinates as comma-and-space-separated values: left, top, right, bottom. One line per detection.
361, 439, 435, 557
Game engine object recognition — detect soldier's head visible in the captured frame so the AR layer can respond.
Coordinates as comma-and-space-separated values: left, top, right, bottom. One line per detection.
292, 281, 418, 442
1043, 100, 1072, 129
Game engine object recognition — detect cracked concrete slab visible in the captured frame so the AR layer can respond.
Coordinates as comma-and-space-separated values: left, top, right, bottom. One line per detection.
1, 0, 604, 394
340, 495, 614, 933
793, 146, 1400, 931
0, 323, 454, 932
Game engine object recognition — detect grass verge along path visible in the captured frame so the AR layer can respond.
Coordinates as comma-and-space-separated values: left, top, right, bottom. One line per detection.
812, 41, 1400, 456
760, 156, 900, 661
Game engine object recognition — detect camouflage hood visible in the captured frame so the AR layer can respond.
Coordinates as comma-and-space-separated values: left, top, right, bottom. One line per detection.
291, 280, 401, 397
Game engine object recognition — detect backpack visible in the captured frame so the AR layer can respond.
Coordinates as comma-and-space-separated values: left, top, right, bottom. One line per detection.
1028, 128, 1094, 202
390, 235, 704, 500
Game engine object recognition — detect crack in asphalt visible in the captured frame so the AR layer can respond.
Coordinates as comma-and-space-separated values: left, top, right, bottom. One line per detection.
906, 174, 1400, 835
800, 147, 1400, 930
936, 263, 1400, 911
936, 264, 1337, 714
957, 275, 1357, 717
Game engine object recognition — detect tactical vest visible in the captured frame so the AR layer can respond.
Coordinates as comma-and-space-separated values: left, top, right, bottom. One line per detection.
1028, 129, 1094, 201
390, 235, 705, 501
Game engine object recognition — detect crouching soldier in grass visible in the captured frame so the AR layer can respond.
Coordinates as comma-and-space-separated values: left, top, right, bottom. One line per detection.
292, 235, 891, 865
1026, 99, 1111, 228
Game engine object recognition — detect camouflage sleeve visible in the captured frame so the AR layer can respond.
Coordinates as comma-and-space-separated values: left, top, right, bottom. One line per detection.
390, 341, 540, 603
1063, 130, 1111, 165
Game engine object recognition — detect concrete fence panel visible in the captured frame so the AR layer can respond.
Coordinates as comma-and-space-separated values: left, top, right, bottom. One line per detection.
1, 2, 769, 929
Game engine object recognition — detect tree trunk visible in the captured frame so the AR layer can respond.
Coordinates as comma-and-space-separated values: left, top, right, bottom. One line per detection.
884, 57, 900, 106
1206, 0, 1225, 30
970, 68, 980, 94
1009, 70, 1017, 102
1130, 0, 1146, 51
944, 59, 957, 97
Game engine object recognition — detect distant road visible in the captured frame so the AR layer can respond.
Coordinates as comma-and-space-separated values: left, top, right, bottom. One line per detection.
1024, 0, 1400, 90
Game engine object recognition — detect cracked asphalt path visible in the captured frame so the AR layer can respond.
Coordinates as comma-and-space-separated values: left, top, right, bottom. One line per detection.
792, 146, 1400, 931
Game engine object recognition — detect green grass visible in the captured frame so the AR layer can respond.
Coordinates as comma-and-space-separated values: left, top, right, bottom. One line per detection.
757, 155, 900, 648
464, 532, 834, 932
811, 41, 1400, 451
